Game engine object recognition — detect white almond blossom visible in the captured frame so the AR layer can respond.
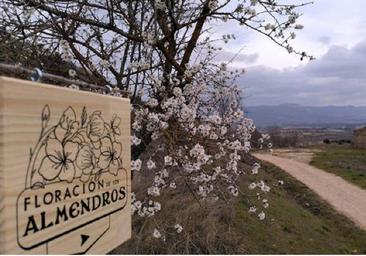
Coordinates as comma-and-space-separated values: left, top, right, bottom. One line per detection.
248, 182, 257, 190
251, 163, 261, 175
131, 159, 142, 171
249, 206, 257, 213
169, 182, 177, 189
146, 159, 156, 170
174, 224, 183, 234
131, 135, 141, 146
153, 229, 162, 239
164, 155, 173, 166
258, 211, 266, 220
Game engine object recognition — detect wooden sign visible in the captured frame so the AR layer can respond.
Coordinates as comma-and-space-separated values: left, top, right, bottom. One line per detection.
0, 77, 131, 254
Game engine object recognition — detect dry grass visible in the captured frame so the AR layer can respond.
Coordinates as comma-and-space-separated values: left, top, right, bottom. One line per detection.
113, 162, 245, 254
111, 148, 366, 254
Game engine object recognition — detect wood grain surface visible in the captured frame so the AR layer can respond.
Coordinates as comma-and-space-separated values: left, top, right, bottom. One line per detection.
0, 77, 131, 254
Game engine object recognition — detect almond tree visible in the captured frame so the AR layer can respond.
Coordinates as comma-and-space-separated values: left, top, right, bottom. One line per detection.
1, 0, 312, 237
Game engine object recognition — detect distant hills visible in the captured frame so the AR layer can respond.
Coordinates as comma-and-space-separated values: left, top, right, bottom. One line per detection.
246, 104, 366, 127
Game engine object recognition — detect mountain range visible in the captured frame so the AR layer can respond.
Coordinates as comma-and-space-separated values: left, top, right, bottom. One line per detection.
245, 104, 366, 127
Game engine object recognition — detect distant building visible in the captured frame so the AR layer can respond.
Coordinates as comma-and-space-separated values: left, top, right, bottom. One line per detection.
352, 127, 366, 149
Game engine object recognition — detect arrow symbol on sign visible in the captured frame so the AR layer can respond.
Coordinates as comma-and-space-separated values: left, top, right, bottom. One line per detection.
81, 234, 90, 246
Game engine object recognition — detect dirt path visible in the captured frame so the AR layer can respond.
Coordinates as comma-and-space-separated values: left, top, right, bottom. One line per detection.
253, 153, 366, 230
268, 148, 322, 164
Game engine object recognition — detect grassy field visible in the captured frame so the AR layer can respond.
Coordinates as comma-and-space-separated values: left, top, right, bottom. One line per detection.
310, 144, 366, 189
113, 155, 366, 254
232, 160, 366, 254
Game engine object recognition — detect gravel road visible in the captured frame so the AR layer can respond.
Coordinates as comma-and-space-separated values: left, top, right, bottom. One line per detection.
253, 153, 366, 230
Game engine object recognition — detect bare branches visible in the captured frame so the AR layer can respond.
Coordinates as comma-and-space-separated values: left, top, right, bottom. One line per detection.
180, 1, 210, 73
1, 0, 313, 100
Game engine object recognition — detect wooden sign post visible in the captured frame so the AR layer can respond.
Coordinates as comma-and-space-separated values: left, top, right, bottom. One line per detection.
0, 77, 131, 254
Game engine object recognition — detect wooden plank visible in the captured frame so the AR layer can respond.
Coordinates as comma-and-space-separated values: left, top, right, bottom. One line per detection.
0, 77, 131, 254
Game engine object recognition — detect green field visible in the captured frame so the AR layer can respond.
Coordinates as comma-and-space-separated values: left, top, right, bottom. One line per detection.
310, 144, 366, 189
232, 160, 366, 254
114, 157, 366, 254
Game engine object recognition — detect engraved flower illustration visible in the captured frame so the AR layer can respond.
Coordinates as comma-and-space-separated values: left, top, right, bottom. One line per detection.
75, 145, 97, 182
54, 107, 79, 142
26, 105, 124, 187
98, 137, 123, 176
111, 114, 121, 135
39, 138, 78, 183
88, 111, 105, 148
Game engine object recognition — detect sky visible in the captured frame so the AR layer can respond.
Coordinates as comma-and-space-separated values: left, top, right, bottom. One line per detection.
214, 0, 366, 106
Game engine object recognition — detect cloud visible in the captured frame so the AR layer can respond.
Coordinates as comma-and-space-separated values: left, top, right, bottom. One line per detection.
213, 0, 366, 69
305, 41, 366, 79
213, 51, 259, 64
239, 39, 366, 106
318, 36, 332, 45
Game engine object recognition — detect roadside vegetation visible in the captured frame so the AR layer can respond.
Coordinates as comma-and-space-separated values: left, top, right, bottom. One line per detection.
310, 144, 366, 189
114, 155, 366, 254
